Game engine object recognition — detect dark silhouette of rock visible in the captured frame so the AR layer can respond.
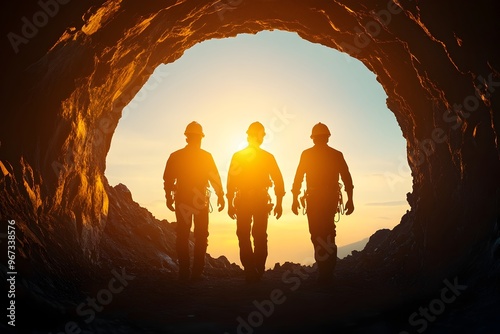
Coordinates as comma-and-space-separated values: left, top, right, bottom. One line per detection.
1, 0, 499, 333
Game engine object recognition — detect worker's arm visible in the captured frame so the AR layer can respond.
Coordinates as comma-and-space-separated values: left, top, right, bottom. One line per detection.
226, 154, 238, 219
269, 155, 285, 220
163, 156, 176, 212
207, 154, 225, 212
291, 152, 306, 215
339, 153, 354, 215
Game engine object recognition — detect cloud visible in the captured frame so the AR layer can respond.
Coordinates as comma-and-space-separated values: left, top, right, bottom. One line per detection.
365, 200, 407, 207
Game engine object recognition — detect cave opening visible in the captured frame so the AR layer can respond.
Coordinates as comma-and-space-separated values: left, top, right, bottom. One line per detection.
2, 1, 499, 332
105, 30, 412, 267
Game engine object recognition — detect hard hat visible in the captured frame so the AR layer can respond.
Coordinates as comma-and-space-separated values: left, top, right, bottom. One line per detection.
246, 121, 266, 137
184, 121, 205, 137
310, 122, 331, 138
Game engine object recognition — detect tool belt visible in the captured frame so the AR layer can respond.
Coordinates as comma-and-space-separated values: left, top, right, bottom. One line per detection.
301, 183, 344, 220
234, 188, 274, 215
173, 186, 211, 210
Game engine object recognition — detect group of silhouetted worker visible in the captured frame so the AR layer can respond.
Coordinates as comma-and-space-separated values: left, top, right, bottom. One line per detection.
163, 121, 354, 284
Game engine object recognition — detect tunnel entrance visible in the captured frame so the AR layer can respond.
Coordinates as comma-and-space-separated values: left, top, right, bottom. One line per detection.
1, 0, 498, 303
105, 30, 412, 267
2, 1, 499, 332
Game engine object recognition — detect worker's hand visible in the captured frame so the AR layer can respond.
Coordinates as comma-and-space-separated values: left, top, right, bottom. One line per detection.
228, 204, 236, 220
166, 195, 175, 212
217, 196, 225, 212
345, 199, 354, 215
291, 198, 300, 215
274, 203, 283, 220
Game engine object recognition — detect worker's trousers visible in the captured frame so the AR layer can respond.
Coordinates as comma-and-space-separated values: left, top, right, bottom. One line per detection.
306, 193, 338, 281
235, 191, 270, 276
175, 195, 209, 279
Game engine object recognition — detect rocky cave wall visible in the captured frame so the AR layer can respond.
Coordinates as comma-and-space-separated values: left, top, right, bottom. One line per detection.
1, 0, 499, 279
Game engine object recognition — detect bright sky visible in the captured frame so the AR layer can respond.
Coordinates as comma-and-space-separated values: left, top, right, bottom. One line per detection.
105, 30, 412, 268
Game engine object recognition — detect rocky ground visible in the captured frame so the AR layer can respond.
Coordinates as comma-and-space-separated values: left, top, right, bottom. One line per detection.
3, 255, 500, 334
2, 184, 499, 334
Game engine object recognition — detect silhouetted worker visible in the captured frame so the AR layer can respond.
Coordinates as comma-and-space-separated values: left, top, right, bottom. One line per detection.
227, 122, 285, 283
291, 122, 354, 284
163, 121, 225, 281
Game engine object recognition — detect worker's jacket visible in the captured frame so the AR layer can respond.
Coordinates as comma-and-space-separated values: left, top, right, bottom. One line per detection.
227, 146, 285, 200
163, 145, 223, 201
292, 144, 353, 197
